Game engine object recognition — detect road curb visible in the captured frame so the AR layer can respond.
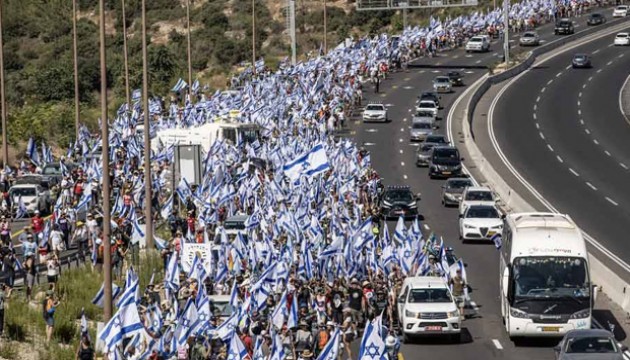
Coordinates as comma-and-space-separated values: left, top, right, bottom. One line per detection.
452, 19, 630, 313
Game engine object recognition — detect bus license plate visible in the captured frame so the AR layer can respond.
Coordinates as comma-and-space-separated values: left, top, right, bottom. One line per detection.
542, 327, 560, 332
425, 326, 442, 331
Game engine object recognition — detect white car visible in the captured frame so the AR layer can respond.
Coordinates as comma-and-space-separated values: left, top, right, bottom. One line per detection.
465, 36, 490, 52
362, 103, 388, 122
458, 186, 496, 214
415, 100, 439, 118
9, 183, 49, 215
614, 32, 630, 46
613, 5, 628, 17
459, 204, 503, 242
433, 76, 452, 93
397, 276, 461, 343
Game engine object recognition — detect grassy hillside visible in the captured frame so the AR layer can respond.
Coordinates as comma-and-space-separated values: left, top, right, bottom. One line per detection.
0, 0, 490, 156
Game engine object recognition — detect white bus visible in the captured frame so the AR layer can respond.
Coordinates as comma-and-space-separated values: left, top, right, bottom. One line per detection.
499, 213, 593, 339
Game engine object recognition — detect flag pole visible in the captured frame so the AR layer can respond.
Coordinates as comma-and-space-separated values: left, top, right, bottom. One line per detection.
121, 0, 131, 108
252, 0, 256, 76
0, 0, 7, 168
142, 0, 153, 250
99, 0, 113, 322
186, 0, 193, 96
72, 0, 80, 142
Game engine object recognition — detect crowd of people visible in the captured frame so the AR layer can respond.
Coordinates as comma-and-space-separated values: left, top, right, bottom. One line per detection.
0, 0, 603, 358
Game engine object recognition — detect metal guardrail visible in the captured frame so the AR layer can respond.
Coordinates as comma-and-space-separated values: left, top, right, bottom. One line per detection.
357, 0, 478, 11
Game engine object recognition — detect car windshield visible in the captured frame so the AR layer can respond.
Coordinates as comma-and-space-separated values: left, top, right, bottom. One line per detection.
435, 77, 449, 83
415, 111, 433, 117
466, 206, 499, 218
512, 257, 590, 298
617, 34, 628, 38
42, 165, 61, 175
419, 101, 435, 108
425, 136, 446, 144
408, 288, 452, 303
523, 33, 536, 37
447, 179, 472, 189
384, 189, 413, 202
448, 72, 460, 77
366, 105, 384, 111
465, 191, 493, 201
11, 187, 37, 197
433, 148, 459, 159
574, 55, 587, 60
566, 337, 617, 354
412, 122, 431, 129
591, 13, 601, 18
419, 144, 435, 152
469, 38, 481, 42
210, 301, 234, 317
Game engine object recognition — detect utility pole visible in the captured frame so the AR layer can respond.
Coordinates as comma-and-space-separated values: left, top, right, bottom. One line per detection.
186, 0, 192, 93
503, 0, 510, 65
403, 4, 408, 30
323, 0, 327, 54
72, 0, 80, 141
252, 0, 256, 75
121, 0, 130, 108
142, 0, 153, 250
99, 0, 113, 322
289, 0, 296, 65
0, 0, 7, 169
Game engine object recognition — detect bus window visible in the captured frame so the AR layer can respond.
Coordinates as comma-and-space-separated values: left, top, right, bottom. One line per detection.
222, 128, 237, 144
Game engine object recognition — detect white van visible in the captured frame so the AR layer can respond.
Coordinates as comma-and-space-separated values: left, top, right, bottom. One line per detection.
397, 276, 461, 343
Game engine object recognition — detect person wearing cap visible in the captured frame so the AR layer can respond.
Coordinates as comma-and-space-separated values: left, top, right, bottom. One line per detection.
294, 321, 313, 355
298, 349, 314, 360
58, 211, 70, 250
347, 279, 364, 324
31, 210, 44, 234
449, 269, 467, 321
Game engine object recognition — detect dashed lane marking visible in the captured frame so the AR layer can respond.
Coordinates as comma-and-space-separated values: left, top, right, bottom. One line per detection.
607, 60, 613, 66
569, 168, 580, 177
621, 163, 628, 170
565, 65, 572, 70
606, 197, 619, 206
423, 224, 430, 230
556, 72, 562, 78
592, 49, 600, 54
539, 132, 545, 140
403, 118, 407, 122
492, 339, 504, 350
399, 138, 404, 142
547, 79, 553, 85
578, 109, 582, 115
364, 142, 376, 146
557, 155, 564, 163
408, 109, 412, 112
586, 182, 597, 191
533, 104, 537, 111
536, 96, 540, 102
583, 83, 587, 89
577, 100, 581, 106
541, 87, 546, 93
400, 128, 404, 132
403, 86, 413, 90
585, 129, 591, 134
399, 149, 404, 154
432, 70, 441, 73
475, 60, 482, 64
464, 71, 475, 74
533, 113, 537, 120
578, 92, 582, 97
392, 85, 399, 89
580, 119, 585, 125
619, 53, 625, 58
401, 161, 405, 166
380, 93, 387, 97
597, 69, 603, 73
418, 70, 425, 74
350, 131, 357, 135
452, 55, 459, 59
535, 122, 540, 129
593, 139, 599, 145
605, 150, 612, 156
547, 144, 554, 152
366, 128, 378, 133
403, 174, 408, 180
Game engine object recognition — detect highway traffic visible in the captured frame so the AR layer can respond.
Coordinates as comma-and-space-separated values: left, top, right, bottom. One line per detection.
347, 9, 630, 360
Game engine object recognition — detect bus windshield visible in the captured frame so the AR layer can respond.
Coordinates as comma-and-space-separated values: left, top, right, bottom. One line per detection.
512, 256, 590, 299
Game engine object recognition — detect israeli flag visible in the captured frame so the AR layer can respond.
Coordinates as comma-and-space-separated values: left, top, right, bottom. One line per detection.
26, 138, 39, 166
228, 331, 250, 360
316, 327, 341, 360
176, 298, 199, 346
98, 302, 144, 353
131, 89, 141, 102
15, 196, 27, 219
358, 315, 387, 360
80, 308, 90, 341
287, 292, 298, 329
188, 253, 208, 284
270, 290, 288, 330
491, 233, 502, 250
164, 253, 180, 293
282, 143, 330, 183
171, 78, 188, 93
214, 311, 238, 342
191, 80, 200, 94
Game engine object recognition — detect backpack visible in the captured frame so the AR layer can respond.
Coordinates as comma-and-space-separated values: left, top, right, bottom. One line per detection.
78, 347, 94, 360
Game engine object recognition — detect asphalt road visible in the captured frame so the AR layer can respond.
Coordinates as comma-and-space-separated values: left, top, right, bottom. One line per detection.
341, 10, 626, 360
491, 23, 630, 277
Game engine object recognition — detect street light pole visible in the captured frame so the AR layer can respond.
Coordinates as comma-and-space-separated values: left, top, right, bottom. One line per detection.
0, 0, 7, 169
289, 0, 296, 65
121, 0, 130, 108
72, 0, 80, 141
142, 0, 153, 250
186, 0, 192, 94
323, 0, 327, 54
503, 0, 510, 65
98, 0, 113, 322
252, 0, 256, 75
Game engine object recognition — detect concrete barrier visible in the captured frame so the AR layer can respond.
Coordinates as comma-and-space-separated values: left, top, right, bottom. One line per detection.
461, 18, 630, 312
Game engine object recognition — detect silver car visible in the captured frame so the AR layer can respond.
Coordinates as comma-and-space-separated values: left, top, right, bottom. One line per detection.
433, 76, 452, 93
519, 31, 540, 46
410, 121, 433, 142
554, 329, 627, 360
416, 143, 436, 166
441, 177, 473, 206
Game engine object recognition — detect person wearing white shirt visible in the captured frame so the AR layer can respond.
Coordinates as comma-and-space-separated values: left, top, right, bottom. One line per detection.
50, 225, 64, 258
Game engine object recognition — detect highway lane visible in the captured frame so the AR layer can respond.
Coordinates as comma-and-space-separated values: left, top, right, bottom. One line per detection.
338, 13, 615, 360
491, 25, 630, 274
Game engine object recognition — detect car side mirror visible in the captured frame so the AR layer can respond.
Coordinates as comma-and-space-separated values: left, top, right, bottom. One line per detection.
441, 185, 446, 189
553, 345, 561, 353
458, 214, 463, 218
398, 296, 405, 303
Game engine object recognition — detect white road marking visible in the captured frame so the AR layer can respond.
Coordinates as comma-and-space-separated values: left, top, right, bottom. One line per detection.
492, 339, 504, 350
539, 132, 545, 140
577, 100, 581, 106
363, 142, 376, 146
557, 155, 564, 163
565, 65, 572, 70
536, 96, 540, 102
593, 139, 599, 145
607, 60, 613, 66
588, 76, 593, 81
585, 129, 591, 134
583, 83, 587, 89
408, 109, 412, 112
578, 109, 582, 115
465, 54, 473, 58
578, 92, 582, 98
541, 87, 546, 93
475, 60, 482, 64
432, 70, 441, 73
592, 49, 600, 54
399, 138, 404, 142
556, 72, 562, 78
607, 43, 613, 47
401, 162, 405, 166
535, 122, 540, 129
418, 70, 425, 74
569, 168, 579, 177
403, 174, 408, 180
464, 71, 475, 74
403, 86, 414, 90
605, 150, 612, 156
621, 163, 629, 170
586, 182, 597, 191
366, 128, 378, 133
399, 149, 404, 154
605, 197, 619, 206
533, 104, 537, 111
547, 79, 553, 85
547, 144, 554, 152
423, 224, 430, 230
533, 113, 537, 120
619, 53, 625, 58
580, 119, 585, 125
400, 128, 404, 132
493, 52, 499, 56
403, 118, 407, 122
597, 69, 603, 73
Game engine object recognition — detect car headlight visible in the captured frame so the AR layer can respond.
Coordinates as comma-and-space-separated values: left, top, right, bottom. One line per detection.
408, 202, 417, 208
491, 225, 503, 229
510, 307, 530, 319
405, 310, 418, 318
447, 311, 459, 318
382, 201, 392, 207
570, 309, 590, 319
464, 224, 476, 229
444, 193, 457, 199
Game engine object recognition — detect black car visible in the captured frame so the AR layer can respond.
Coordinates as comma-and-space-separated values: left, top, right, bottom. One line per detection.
554, 18, 574, 35
441, 177, 473, 206
419, 91, 441, 109
379, 185, 419, 220
572, 53, 592, 68
428, 146, 463, 179
587, 13, 606, 26
447, 71, 464, 86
